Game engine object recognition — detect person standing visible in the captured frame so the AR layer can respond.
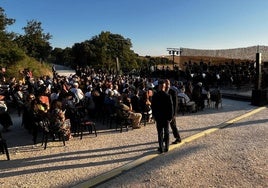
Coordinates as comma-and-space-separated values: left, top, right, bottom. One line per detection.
165, 79, 182, 144
152, 80, 173, 153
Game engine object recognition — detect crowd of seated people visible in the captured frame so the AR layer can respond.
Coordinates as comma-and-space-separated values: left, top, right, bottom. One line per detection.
0, 65, 224, 141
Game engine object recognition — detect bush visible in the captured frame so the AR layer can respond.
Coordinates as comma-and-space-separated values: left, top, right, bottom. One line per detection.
0, 46, 25, 64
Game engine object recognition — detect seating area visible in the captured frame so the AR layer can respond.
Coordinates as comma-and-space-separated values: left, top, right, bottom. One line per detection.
0, 64, 228, 161
178, 96, 196, 115
177, 87, 223, 115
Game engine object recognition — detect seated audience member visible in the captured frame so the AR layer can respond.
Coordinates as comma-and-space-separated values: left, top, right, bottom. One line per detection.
140, 90, 153, 122
38, 86, 51, 112
210, 88, 222, 108
178, 86, 196, 112
103, 90, 116, 115
185, 81, 193, 100
84, 86, 96, 115
22, 93, 36, 131
112, 84, 121, 97
70, 82, 84, 104
116, 96, 142, 129
49, 100, 72, 140
192, 82, 205, 110
131, 89, 142, 113
202, 85, 211, 107
13, 84, 25, 116
178, 86, 190, 102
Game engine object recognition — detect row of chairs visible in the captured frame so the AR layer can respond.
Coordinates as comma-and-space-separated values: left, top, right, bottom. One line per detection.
101, 104, 131, 133
178, 91, 223, 115
101, 103, 153, 133
33, 106, 97, 150
0, 106, 98, 161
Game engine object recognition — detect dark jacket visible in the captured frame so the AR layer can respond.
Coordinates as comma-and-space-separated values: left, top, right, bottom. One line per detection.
151, 90, 173, 123
168, 88, 178, 116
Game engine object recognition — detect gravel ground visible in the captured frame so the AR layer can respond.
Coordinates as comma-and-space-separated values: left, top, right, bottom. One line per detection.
0, 99, 267, 188
98, 105, 268, 188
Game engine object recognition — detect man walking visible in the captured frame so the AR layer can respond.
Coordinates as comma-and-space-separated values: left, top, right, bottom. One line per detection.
165, 79, 182, 144
152, 80, 173, 153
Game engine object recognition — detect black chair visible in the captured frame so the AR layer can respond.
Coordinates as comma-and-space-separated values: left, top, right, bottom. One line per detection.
102, 103, 116, 129
74, 106, 97, 139
141, 111, 154, 126
0, 132, 10, 160
115, 107, 131, 133
40, 118, 66, 150
177, 96, 196, 114
210, 89, 222, 109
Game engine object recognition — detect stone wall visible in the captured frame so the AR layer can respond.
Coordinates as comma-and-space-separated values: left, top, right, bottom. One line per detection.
180, 45, 268, 62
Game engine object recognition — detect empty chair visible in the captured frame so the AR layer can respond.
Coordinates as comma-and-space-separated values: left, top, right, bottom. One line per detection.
74, 106, 97, 139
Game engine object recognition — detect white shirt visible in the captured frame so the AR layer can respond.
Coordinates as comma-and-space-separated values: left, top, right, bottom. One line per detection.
70, 87, 84, 100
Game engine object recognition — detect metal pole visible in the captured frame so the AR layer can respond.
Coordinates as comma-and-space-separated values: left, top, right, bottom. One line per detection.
172, 51, 175, 69
256, 52, 262, 90
167, 48, 180, 70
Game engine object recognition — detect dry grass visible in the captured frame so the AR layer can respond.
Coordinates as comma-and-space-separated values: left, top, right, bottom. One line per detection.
5, 56, 52, 80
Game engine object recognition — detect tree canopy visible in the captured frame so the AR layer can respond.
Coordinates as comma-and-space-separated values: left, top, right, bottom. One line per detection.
15, 20, 52, 61
0, 6, 172, 75
0, 7, 25, 64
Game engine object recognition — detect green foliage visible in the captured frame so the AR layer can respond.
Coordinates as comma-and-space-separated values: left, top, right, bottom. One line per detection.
15, 20, 52, 61
0, 7, 15, 32
0, 46, 25, 64
53, 31, 142, 73
49, 47, 73, 66
1, 6, 165, 76
0, 7, 25, 65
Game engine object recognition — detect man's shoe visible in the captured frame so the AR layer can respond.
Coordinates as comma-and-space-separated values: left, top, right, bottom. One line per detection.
164, 148, 169, 152
172, 139, 181, 144
157, 147, 163, 154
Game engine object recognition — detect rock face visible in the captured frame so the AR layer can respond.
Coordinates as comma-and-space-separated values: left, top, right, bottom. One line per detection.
181, 45, 268, 62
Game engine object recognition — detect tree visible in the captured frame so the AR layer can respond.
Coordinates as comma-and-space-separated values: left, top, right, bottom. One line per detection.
50, 47, 73, 66
16, 20, 52, 61
0, 7, 24, 64
90, 31, 137, 71
49, 31, 143, 72
0, 7, 15, 43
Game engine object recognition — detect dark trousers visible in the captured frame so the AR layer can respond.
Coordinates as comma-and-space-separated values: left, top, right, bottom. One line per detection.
170, 117, 181, 140
156, 120, 169, 152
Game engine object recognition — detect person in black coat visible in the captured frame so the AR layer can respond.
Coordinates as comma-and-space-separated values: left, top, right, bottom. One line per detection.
152, 80, 173, 153
192, 82, 205, 110
165, 79, 182, 144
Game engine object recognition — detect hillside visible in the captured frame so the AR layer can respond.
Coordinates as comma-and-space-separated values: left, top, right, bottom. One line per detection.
3, 56, 52, 80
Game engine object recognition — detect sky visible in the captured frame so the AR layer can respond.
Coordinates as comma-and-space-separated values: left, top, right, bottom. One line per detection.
1, 0, 268, 56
